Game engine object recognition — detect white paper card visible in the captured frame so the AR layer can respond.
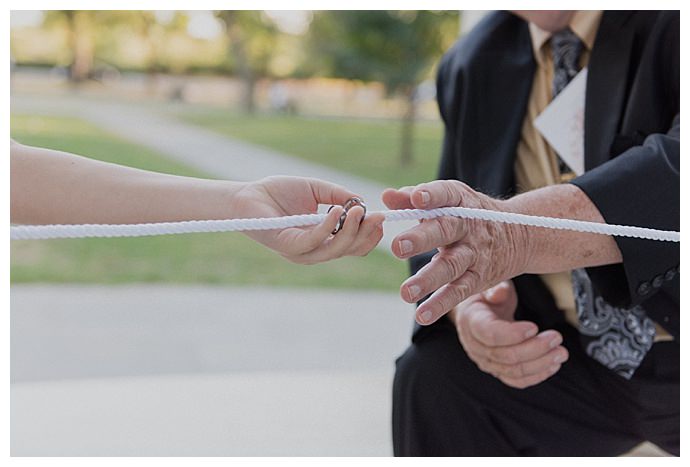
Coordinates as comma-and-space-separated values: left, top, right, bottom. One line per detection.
534, 68, 587, 176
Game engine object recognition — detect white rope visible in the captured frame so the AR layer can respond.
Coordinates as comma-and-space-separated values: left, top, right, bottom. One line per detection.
10, 207, 679, 242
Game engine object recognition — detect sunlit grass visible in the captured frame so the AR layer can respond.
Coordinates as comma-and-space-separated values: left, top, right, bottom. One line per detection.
174, 106, 443, 188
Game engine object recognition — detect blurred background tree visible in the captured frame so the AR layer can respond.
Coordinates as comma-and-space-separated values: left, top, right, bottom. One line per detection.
306, 10, 459, 166
215, 11, 279, 113
43, 10, 98, 82
134, 11, 165, 94
42, 10, 173, 84
12, 10, 462, 167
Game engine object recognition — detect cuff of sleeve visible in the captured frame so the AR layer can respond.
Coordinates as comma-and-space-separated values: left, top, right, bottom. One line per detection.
570, 135, 679, 307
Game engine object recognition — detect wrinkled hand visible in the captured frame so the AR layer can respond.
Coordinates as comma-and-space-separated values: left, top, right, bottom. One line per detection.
235, 176, 384, 264
449, 281, 569, 389
382, 180, 530, 325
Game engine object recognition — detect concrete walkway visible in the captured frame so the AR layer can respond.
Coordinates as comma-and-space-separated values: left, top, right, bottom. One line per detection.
11, 92, 416, 252
11, 284, 414, 456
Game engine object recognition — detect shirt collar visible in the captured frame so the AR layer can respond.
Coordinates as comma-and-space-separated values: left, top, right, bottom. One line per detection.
528, 11, 603, 65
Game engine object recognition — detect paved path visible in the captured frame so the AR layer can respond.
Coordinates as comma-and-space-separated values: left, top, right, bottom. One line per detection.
11, 285, 414, 456
11, 92, 416, 252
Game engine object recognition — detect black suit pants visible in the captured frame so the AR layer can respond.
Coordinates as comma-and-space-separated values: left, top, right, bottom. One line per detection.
392, 317, 679, 456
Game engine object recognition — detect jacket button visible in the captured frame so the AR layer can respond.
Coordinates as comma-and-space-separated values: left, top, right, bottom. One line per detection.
665, 268, 677, 281
637, 281, 652, 296
652, 275, 664, 288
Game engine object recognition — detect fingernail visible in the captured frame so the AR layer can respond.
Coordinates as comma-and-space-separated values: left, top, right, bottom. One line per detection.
419, 310, 433, 323
524, 327, 538, 339
549, 364, 561, 373
406, 284, 421, 301
420, 191, 430, 206
399, 239, 413, 255
538, 330, 561, 348
553, 353, 567, 364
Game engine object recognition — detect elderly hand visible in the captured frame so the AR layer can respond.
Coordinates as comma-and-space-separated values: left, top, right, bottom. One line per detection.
235, 176, 384, 264
383, 180, 531, 325
448, 281, 569, 389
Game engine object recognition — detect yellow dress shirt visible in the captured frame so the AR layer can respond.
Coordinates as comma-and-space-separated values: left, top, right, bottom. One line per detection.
514, 11, 602, 328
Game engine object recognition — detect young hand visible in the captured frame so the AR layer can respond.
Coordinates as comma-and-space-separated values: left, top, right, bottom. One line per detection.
234, 176, 385, 264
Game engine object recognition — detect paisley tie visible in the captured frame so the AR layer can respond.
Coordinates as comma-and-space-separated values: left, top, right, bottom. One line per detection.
551, 29, 656, 378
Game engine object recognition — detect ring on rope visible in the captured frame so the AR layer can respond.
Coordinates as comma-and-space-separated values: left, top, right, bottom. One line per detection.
327, 197, 367, 235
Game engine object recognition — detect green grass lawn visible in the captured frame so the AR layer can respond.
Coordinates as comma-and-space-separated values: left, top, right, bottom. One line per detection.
174, 106, 443, 188
10, 114, 407, 290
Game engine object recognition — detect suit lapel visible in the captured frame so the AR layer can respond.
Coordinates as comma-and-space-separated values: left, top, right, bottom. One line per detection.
465, 19, 535, 197
585, 11, 635, 170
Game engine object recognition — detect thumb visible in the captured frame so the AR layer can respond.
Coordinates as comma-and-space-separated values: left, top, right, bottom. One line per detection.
382, 187, 415, 210
309, 178, 359, 206
410, 180, 467, 209
482, 281, 511, 304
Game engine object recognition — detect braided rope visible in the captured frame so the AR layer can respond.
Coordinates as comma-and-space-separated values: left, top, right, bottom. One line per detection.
10, 207, 679, 242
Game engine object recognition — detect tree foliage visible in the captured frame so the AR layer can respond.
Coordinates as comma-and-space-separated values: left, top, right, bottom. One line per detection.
215, 11, 279, 79
306, 10, 459, 165
306, 10, 459, 94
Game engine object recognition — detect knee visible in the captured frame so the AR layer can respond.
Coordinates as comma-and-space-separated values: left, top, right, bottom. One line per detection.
393, 345, 423, 397
394, 327, 470, 399
392, 331, 487, 456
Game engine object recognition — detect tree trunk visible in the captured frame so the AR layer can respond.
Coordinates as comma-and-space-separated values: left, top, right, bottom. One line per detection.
242, 75, 257, 114
144, 26, 160, 97
223, 12, 256, 114
67, 11, 93, 83
400, 86, 417, 167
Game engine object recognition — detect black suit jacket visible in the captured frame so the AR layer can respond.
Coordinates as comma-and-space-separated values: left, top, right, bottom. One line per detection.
411, 10, 680, 340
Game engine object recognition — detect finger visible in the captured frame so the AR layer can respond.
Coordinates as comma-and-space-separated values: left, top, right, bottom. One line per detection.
391, 216, 467, 259
297, 205, 366, 264
455, 304, 525, 364
382, 187, 415, 210
346, 213, 385, 256
498, 362, 562, 389
409, 180, 468, 209
415, 270, 483, 325
485, 330, 563, 365
400, 245, 474, 303
308, 178, 359, 206
483, 346, 569, 380
468, 306, 539, 346
274, 206, 344, 257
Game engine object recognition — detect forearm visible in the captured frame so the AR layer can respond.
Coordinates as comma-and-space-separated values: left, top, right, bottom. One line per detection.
10, 141, 243, 225
503, 183, 622, 274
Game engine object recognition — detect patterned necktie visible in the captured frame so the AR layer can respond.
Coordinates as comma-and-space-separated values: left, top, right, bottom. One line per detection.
551, 29, 657, 379
551, 28, 584, 98
551, 28, 584, 175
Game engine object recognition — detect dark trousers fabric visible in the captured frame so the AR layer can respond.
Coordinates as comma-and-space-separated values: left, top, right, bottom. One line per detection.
392, 318, 679, 456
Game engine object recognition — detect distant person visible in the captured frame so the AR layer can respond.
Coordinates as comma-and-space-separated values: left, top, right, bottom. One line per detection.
269, 81, 297, 115
388, 10, 679, 456
10, 140, 383, 263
